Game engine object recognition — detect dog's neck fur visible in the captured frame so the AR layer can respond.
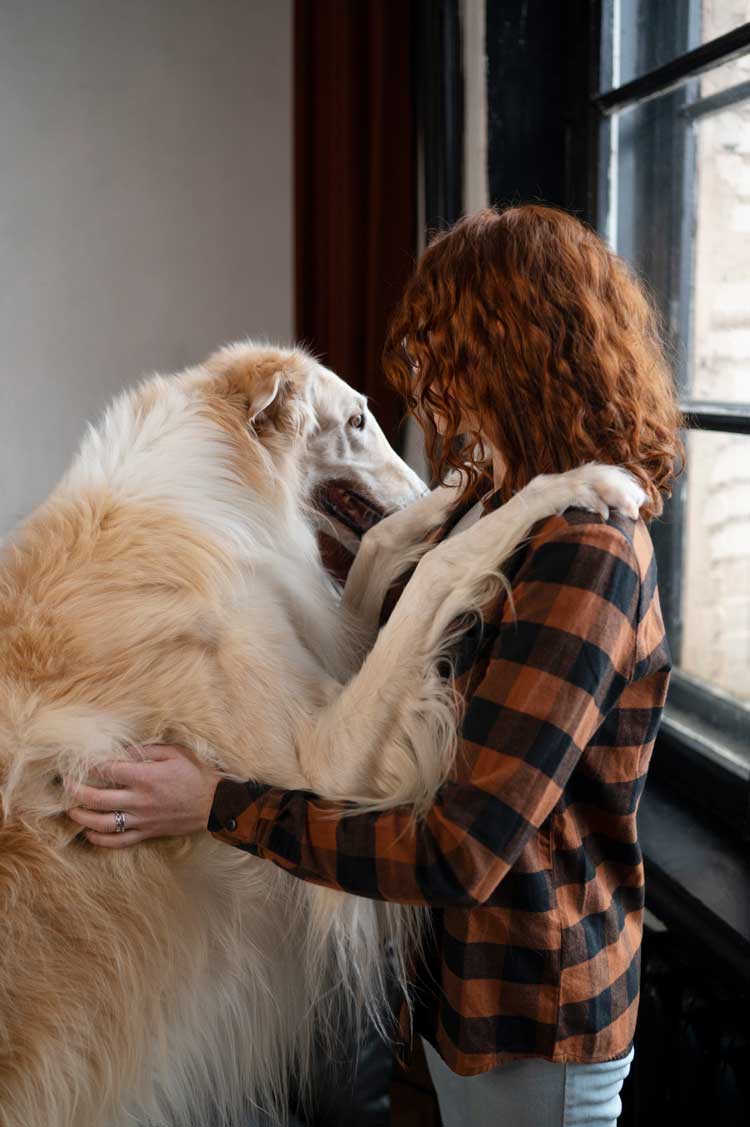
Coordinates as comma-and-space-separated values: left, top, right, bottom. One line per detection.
52, 375, 355, 680
55, 378, 283, 543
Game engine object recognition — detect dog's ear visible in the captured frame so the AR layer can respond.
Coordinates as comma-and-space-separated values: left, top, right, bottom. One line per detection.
203, 343, 312, 435
247, 370, 284, 424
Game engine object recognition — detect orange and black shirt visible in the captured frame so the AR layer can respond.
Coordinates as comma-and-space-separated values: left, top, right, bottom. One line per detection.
208, 490, 671, 1074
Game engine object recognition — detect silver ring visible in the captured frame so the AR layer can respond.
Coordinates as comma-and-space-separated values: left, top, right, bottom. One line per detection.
114, 810, 126, 834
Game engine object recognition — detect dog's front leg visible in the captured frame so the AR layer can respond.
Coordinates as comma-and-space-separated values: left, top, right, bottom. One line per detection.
404, 463, 646, 659
298, 592, 457, 804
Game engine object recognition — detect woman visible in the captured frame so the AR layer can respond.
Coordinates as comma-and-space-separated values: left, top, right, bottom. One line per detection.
67, 205, 682, 1127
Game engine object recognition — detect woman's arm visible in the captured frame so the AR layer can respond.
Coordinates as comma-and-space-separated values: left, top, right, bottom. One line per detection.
206, 517, 642, 907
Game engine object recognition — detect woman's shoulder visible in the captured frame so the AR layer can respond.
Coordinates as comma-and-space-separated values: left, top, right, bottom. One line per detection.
524, 511, 670, 678
463, 508, 665, 686
524, 507, 653, 583
495, 507, 653, 635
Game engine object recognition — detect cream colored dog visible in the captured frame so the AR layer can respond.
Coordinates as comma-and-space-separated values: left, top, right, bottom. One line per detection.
0, 341, 645, 1126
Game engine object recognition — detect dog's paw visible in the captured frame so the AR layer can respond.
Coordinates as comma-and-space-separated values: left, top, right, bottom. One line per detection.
568, 464, 647, 520
525, 464, 647, 521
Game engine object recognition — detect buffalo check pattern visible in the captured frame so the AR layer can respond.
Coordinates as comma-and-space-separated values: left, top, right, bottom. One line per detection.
209, 487, 671, 1074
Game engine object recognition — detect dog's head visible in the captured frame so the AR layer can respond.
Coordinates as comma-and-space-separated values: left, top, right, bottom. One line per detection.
194, 341, 427, 527
302, 358, 428, 532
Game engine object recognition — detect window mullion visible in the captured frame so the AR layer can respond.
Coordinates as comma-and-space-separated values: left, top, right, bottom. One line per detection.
596, 21, 750, 114
680, 404, 750, 433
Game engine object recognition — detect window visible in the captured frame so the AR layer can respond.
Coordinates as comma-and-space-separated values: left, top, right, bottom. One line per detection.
595, 1, 750, 838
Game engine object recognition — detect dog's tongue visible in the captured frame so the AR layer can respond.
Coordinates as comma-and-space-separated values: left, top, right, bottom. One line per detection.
314, 481, 387, 537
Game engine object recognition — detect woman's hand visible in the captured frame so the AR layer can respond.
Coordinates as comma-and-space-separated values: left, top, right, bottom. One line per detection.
66, 744, 221, 849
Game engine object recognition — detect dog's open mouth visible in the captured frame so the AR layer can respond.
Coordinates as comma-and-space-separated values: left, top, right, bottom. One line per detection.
314, 480, 389, 536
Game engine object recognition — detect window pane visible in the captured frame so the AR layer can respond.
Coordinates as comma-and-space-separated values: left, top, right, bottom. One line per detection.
691, 46, 750, 403
680, 429, 750, 707
606, 84, 689, 359
705, 0, 750, 41
601, 0, 750, 91
607, 53, 750, 403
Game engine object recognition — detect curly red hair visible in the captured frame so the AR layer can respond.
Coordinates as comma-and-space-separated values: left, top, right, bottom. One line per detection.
383, 204, 683, 519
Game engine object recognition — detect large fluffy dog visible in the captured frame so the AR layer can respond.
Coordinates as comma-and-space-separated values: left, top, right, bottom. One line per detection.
0, 342, 644, 1126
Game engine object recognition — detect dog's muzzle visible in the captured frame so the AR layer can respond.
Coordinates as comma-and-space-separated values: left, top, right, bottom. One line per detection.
314, 481, 391, 536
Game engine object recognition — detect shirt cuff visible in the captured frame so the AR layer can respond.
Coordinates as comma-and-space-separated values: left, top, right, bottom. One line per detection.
207, 777, 270, 844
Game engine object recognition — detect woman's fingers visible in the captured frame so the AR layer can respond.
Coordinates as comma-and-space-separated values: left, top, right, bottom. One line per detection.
65, 782, 135, 812
84, 829, 148, 849
138, 743, 181, 761
87, 760, 143, 786
81, 745, 183, 790
66, 743, 217, 847
68, 806, 139, 834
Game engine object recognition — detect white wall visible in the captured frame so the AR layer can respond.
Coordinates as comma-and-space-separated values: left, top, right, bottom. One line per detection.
0, 0, 292, 536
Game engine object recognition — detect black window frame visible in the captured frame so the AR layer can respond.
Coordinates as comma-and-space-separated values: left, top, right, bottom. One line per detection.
591, 3, 750, 842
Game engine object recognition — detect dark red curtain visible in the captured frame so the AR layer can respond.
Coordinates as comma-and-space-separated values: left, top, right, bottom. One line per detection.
294, 0, 416, 443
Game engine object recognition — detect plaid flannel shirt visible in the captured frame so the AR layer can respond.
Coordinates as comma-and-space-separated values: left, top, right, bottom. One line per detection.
208, 488, 671, 1074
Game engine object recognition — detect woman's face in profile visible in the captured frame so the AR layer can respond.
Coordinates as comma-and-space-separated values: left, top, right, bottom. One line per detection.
408, 345, 482, 441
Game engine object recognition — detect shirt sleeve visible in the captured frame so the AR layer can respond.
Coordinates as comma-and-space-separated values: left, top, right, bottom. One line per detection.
208, 517, 641, 907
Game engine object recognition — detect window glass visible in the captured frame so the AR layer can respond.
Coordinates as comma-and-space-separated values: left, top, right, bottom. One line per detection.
607, 54, 750, 403
691, 50, 750, 403
606, 82, 689, 351
680, 430, 750, 708
602, 0, 750, 90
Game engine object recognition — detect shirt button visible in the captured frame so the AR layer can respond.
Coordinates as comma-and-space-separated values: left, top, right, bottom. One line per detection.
225, 817, 237, 832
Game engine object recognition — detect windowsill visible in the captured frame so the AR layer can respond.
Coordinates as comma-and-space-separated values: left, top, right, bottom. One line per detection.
639, 776, 750, 985
660, 707, 750, 781
664, 670, 750, 780
649, 716, 750, 840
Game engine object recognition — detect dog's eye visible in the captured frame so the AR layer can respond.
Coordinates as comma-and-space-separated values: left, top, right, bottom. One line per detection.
348, 413, 365, 430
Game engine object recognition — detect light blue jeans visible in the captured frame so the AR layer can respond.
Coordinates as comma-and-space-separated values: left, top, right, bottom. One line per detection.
422, 1038, 635, 1127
